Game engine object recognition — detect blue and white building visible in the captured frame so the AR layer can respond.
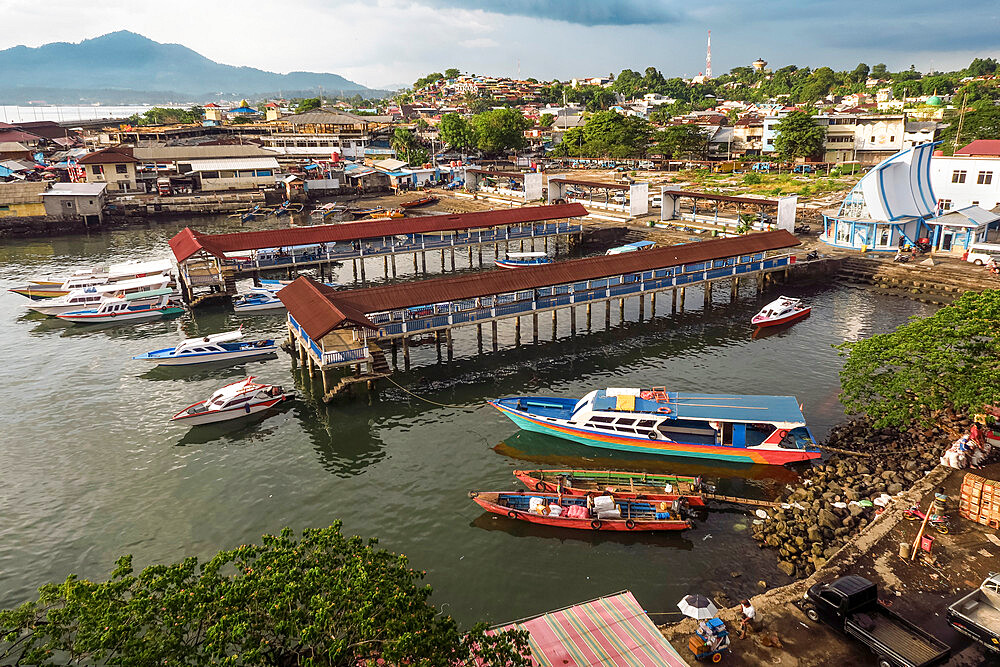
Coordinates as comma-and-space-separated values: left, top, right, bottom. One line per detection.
820, 142, 1000, 254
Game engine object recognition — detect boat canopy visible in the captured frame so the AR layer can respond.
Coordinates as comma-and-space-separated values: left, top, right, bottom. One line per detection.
125, 287, 173, 300
589, 388, 806, 425
107, 258, 173, 280
178, 329, 242, 348
93, 274, 170, 293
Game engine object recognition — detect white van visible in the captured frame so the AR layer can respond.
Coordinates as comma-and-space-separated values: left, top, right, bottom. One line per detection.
965, 242, 1000, 265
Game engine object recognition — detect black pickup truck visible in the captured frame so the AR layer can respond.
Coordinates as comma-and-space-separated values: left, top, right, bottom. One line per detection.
803, 575, 950, 667
947, 573, 1000, 654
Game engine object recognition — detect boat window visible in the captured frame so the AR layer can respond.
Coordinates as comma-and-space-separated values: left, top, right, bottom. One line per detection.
615, 417, 636, 425
615, 426, 636, 434
590, 416, 614, 423
636, 419, 655, 427
587, 422, 612, 430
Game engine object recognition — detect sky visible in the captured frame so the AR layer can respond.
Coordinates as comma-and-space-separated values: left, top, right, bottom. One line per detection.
2, 0, 999, 89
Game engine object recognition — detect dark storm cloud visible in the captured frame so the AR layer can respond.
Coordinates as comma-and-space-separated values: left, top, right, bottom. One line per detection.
412, 0, 679, 26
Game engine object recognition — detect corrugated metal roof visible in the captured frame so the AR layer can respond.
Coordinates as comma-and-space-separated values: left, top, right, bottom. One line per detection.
42, 183, 107, 196
133, 145, 275, 162
169, 203, 588, 263
186, 157, 280, 172
930, 206, 1000, 228
467, 169, 526, 179
549, 177, 631, 191
279, 230, 799, 340
0, 181, 47, 204
663, 189, 779, 206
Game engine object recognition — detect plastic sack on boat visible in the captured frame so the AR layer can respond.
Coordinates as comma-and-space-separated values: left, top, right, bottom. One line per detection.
593, 495, 615, 511
547, 504, 562, 517
529, 497, 546, 512
566, 505, 589, 519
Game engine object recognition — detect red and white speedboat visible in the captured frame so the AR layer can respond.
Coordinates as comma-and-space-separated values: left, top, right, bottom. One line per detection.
752, 296, 810, 328
171, 377, 294, 426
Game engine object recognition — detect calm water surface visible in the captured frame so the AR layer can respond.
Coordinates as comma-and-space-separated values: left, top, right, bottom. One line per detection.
0, 217, 936, 625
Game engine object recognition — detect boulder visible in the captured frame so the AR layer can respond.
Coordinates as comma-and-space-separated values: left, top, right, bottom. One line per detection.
848, 504, 865, 517
887, 483, 903, 495
777, 560, 796, 577
818, 509, 839, 530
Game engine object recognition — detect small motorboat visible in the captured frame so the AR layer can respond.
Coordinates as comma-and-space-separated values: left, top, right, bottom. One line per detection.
606, 240, 656, 256
514, 469, 707, 506
469, 490, 693, 532
56, 288, 184, 324
751, 296, 810, 328
171, 377, 294, 426
400, 195, 439, 208
366, 208, 404, 220
233, 288, 285, 313
495, 252, 552, 269
27, 275, 171, 317
273, 200, 304, 217
10, 258, 174, 300
133, 329, 276, 366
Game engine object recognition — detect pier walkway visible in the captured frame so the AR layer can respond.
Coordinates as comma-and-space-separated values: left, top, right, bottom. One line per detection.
168, 203, 586, 301
276, 230, 801, 400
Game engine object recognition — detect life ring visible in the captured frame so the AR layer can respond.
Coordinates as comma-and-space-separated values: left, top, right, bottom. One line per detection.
648, 431, 657, 440
777, 429, 788, 439
625, 519, 636, 529
639, 391, 654, 400
535, 481, 546, 491
591, 519, 602, 530
507, 510, 517, 519
657, 407, 671, 414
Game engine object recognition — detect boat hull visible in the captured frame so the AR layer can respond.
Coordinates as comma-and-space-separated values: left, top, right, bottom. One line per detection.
513, 470, 707, 506
136, 345, 277, 366
234, 302, 286, 313
171, 394, 293, 425
471, 492, 691, 532
752, 307, 810, 328
494, 259, 552, 269
492, 402, 819, 465
56, 306, 185, 324
28, 301, 101, 316
9, 287, 69, 300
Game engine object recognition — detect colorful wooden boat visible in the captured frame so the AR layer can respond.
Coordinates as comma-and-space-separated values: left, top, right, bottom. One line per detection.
491, 387, 821, 465
495, 252, 552, 269
751, 296, 810, 328
513, 469, 707, 506
469, 490, 693, 532
26, 275, 170, 317
56, 288, 183, 324
400, 195, 439, 208
10, 258, 173, 300
367, 208, 404, 219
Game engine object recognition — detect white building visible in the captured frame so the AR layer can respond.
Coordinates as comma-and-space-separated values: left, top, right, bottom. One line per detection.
930, 140, 1000, 211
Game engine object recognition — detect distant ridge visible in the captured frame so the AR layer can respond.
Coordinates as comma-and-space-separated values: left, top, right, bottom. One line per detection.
0, 31, 384, 103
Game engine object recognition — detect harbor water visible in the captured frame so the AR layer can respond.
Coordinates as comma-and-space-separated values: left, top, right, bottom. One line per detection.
0, 217, 936, 625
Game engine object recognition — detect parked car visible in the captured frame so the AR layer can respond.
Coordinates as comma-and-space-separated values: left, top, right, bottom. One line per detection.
792, 165, 814, 174
650, 194, 663, 208
964, 243, 1000, 266
803, 576, 950, 667
947, 573, 1000, 654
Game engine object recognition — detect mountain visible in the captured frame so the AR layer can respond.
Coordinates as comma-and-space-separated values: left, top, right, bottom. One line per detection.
0, 31, 382, 102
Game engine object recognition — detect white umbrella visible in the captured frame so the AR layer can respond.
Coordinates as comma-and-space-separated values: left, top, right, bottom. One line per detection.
677, 594, 719, 620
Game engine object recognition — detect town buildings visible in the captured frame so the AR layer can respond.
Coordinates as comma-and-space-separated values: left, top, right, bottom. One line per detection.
930, 140, 1000, 211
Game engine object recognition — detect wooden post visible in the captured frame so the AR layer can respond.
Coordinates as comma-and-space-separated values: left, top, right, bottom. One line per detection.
321, 368, 331, 395
704, 281, 712, 308
570, 307, 576, 336
402, 336, 410, 370
532, 313, 539, 343
650, 292, 656, 317
638, 294, 644, 320
478, 245, 483, 266
477, 323, 483, 353
551, 309, 557, 339
391, 339, 398, 370
605, 299, 612, 329
421, 251, 427, 274
440, 248, 446, 271
586, 303, 592, 329
435, 331, 442, 362
446, 328, 454, 361
492, 320, 498, 351
619, 298, 625, 323
910, 500, 934, 560
383, 255, 389, 278
413, 252, 419, 273
450, 247, 456, 271
679, 287, 686, 310
672, 287, 677, 313
515, 316, 521, 346
352, 258, 358, 282
468, 246, 473, 265
390, 253, 397, 278
359, 258, 366, 283
731, 276, 739, 302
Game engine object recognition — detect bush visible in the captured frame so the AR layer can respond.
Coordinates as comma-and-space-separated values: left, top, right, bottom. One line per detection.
742, 173, 762, 185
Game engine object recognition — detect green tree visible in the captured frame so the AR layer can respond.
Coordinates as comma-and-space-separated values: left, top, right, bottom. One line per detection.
871, 63, 888, 79
444, 67, 461, 79
650, 124, 707, 159
470, 108, 530, 154
849, 63, 870, 84
773, 111, 825, 161
414, 118, 429, 131
0, 524, 529, 666
538, 113, 556, 128
586, 88, 617, 112
938, 107, 1000, 153
836, 290, 1000, 428
413, 72, 444, 89
294, 97, 322, 114
611, 69, 644, 98
391, 127, 421, 163
438, 112, 477, 149
464, 92, 491, 114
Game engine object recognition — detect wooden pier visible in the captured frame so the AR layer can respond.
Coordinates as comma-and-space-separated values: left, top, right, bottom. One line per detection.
277, 230, 802, 402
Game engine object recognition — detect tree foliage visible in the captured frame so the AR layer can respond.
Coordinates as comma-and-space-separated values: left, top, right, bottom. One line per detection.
294, 97, 322, 114
470, 108, 530, 155
773, 111, 825, 161
836, 290, 1000, 428
938, 107, 1000, 154
413, 72, 444, 89
551, 111, 653, 158
126, 106, 205, 126
0, 523, 529, 666
439, 112, 477, 149
444, 68, 460, 80
650, 125, 707, 159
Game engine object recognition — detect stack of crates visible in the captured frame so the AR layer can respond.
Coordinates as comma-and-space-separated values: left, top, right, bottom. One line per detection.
959, 473, 1000, 529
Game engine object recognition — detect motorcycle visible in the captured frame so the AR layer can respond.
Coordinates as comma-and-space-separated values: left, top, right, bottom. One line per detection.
805, 250, 819, 261
893, 253, 910, 263
902, 505, 950, 534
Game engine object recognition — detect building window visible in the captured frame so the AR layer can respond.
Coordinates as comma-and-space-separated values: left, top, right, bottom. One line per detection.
977, 171, 993, 185
952, 170, 967, 184
889, 136, 895, 142
115, 164, 128, 174
65, 201, 73, 208
938, 199, 953, 211
92, 165, 104, 175
972, 201, 979, 206
870, 135, 875, 142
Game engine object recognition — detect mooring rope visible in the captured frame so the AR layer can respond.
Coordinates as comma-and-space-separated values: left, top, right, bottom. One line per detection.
382, 375, 472, 409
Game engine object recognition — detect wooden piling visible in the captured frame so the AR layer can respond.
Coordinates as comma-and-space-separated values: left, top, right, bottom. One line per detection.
551, 309, 557, 339
491, 321, 498, 351
680, 287, 686, 310
477, 323, 483, 354
446, 328, 454, 361
390, 253, 397, 278
515, 316, 521, 346
704, 281, 712, 308
570, 307, 576, 335
532, 313, 539, 343
586, 303, 592, 329
402, 336, 411, 370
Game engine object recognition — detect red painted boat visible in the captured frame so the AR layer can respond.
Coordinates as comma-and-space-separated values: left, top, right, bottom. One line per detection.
751, 296, 810, 328
469, 490, 693, 532
400, 195, 439, 208
513, 469, 708, 507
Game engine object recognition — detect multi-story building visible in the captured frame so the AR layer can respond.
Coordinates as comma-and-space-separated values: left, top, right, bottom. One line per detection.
930, 140, 1000, 212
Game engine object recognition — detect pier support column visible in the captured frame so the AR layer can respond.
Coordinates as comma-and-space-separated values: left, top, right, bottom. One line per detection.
520, 239, 525, 251
532, 313, 539, 343
383, 255, 389, 278
731, 277, 739, 302
477, 324, 483, 354
391, 339, 398, 370
672, 288, 677, 313
679, 287, 686, 311
544, 236, 549, 253
435, 331, 442, 362
468, 246, 473, 266
321, 368, 332, 395
756, 272, 765, 293
551, 309, 557, 340
704, 281, 712, 308
650, 292, 656, 317
586, 303, 592, 330
402, 337, 410, 371
494, 242, 499, 257
478, 246, 483, 266
570, 307, 576, 336
638, 294, 644, 321
421, 251, 427, 274
359, 258, 366, 284
450, 248, 456, 271
440, 249, 446, 271
491, 321, 498, 352
352, 259, 358, 283
446, 329, 454, 361
619, 298, 625, 323
605, 300, 612, 329
390, 254, 397, 278
413, 252, 419, 274
514, 317, 521, 346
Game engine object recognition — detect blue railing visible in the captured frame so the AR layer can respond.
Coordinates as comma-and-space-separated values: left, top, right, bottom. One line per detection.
370, 253, 792, 337
289, 313, 369, 366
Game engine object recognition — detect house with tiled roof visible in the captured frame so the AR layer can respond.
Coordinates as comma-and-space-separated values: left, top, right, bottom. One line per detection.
76, 146, 141, 193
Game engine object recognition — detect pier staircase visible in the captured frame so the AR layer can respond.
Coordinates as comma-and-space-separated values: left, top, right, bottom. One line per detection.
836, 256, 994, 305
321, 344, 391, 402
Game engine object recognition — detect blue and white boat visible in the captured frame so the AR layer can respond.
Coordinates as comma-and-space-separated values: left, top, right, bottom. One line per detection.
495, 252, 552, 269
133, 329, 276, 366
55, 288, 184, 324
233, 288, 285, 313
491, 387, 821, 466
606, 240, 656, 255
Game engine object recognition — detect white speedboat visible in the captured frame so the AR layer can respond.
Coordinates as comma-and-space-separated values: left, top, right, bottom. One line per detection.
171, 377, 294, 426
495, 252, 552, 268
233, 288, 285, 313
133, 329, 277, 366
56, 288, 184, 324
10, 258, 174, 300
27, 275, 170, 317
751, 296, 811, 328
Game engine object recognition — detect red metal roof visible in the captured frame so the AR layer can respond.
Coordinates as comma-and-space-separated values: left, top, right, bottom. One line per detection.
168, 203, 587, 262
280, 274, 377, 335
955, 140, 1000, 157
279, 230, 799, 340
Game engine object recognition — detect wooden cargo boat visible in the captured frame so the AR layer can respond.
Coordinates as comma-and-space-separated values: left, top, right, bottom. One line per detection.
514, 469, 708, 506
400, 195, 439, 208
469, 490, 692, 532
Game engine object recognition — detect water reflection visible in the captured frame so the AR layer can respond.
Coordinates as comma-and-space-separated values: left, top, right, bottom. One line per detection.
469, 513, 696, 549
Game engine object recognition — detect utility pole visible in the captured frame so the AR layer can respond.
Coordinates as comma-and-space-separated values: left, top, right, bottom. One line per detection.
953, 92, 968, 152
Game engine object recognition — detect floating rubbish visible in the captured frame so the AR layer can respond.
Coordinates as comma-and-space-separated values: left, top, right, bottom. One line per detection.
755, 509, 769, 519
832, 502, 848, 509
702, 534, 712, 541
752, 519, 764, 525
